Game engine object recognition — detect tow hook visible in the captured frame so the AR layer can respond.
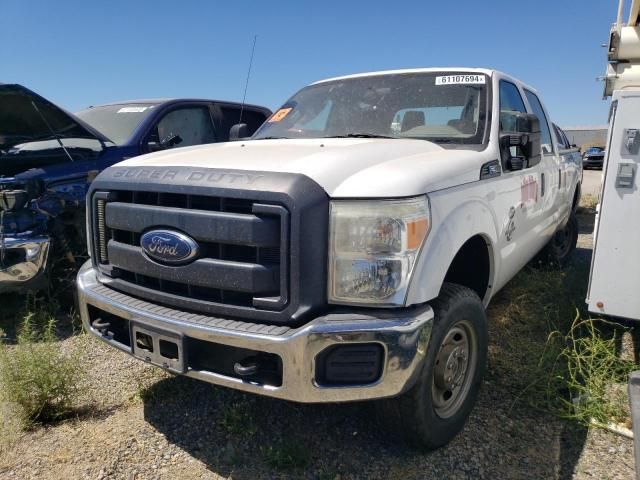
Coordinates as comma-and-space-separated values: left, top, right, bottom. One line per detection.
234, 358, 259, 377
91, 318, 113, 339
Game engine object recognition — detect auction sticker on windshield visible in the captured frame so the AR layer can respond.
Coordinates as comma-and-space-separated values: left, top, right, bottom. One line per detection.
435, 75, 486, 85
268, 107, 293, 123
118, 106, 149, 113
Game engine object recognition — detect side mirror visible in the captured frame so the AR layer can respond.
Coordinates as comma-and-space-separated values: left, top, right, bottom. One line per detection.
147, 133, 183, 152
499, 112, 541, 171
229, 123, 249, 141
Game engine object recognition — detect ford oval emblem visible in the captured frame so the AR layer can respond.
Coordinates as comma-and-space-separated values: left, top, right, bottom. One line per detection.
140, 230, 199, 265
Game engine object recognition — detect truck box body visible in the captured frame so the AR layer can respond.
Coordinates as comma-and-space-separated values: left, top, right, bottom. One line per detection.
588, 91, 640, 320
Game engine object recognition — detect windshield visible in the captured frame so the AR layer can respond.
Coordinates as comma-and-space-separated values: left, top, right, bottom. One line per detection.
75, 104, 157, 145
586, 147, 604, 153
253, 72, 489, 144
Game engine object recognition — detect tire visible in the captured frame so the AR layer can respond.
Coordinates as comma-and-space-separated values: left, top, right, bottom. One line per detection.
543, 212, 578, 266
379, 283, 488, 450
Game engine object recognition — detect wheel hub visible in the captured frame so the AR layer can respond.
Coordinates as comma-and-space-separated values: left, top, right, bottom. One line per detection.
434, 344, 468, 391
431, 321, 478, 419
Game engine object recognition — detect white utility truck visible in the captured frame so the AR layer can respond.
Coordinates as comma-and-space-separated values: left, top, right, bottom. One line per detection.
77, 68, 580, 449
587, 1, 640, 321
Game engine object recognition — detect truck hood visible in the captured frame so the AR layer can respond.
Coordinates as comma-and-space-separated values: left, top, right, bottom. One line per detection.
116, 138, 490, 197
0, 83, 110, 152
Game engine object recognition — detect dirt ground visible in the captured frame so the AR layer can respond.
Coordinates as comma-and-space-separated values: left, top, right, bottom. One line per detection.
0, 205, 636, 480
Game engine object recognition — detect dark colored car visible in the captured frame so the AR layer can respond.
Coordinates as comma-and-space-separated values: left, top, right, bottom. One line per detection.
0, 83, 271, 293
583, 146, 605, 169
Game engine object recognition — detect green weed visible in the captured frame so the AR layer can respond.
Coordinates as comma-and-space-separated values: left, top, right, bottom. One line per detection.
0, 314, 82, 425
538, 314, 635, 426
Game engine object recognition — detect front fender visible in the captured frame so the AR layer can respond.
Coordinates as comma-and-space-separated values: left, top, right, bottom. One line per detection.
406, 195, 500, 306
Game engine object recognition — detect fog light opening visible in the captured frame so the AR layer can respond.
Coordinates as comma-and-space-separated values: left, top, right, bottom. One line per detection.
316, 343, 384, 386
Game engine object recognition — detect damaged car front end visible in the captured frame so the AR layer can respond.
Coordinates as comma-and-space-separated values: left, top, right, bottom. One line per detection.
0, 83, 114, 293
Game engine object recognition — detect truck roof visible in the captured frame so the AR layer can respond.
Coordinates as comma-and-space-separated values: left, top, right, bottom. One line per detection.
312, 67, 538, 93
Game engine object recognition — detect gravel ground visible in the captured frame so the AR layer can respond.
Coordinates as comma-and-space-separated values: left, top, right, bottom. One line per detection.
580, 170, 602, 198
0, 206, 636, 480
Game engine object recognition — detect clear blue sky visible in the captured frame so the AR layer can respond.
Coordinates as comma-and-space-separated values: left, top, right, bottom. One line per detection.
1, 0, 616, 126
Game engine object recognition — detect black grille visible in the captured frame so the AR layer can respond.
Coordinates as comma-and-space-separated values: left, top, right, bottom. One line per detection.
88, 166, 329, 325
93, 189, 288, 315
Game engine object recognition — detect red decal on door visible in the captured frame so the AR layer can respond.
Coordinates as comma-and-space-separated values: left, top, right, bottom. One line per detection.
521, 175, 538, 204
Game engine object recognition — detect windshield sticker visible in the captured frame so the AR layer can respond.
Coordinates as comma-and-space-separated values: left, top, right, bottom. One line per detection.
435, 75, 486, 85
117, 106, 148, 113
268, 107, 293, 123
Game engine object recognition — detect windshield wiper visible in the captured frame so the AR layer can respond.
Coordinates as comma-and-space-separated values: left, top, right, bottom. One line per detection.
258, 136, 290, 140
324, 133, 398, 139
425, 138, 454, 143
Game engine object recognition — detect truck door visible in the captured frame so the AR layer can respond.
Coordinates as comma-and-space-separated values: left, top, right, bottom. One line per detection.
490, 80, 548, 287
523, 89, 564, 236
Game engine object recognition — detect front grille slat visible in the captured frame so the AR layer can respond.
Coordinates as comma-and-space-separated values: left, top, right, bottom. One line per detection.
105, 203, 281, 247
107, 241, 280, 294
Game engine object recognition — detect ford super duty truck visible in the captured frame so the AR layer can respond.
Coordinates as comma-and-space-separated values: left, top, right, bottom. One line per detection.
77, 68, 580, 449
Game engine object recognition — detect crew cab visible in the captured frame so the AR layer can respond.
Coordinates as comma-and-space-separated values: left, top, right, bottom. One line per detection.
77, 68, 580, 449
0, 83, 270, 293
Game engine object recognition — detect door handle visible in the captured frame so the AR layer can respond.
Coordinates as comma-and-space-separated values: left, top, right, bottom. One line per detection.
558, 168, 562, 189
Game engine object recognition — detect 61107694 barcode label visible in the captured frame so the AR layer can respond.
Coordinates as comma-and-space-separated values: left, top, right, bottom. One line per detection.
435, 75, 486, 85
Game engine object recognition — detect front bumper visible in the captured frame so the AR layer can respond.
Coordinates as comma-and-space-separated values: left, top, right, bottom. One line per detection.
0, 236, 50, 294
584, 157, 604, 168
77, 261, 434, 403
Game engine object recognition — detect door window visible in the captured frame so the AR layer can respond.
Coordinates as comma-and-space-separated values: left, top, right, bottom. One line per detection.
499, 81, 526, 114
499, 80, 528, 160
151, 107, 216, 149
524, 90, 553, 153
553, 124, 569, 149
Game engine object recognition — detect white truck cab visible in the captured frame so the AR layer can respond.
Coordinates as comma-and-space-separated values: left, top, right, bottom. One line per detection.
77, 68, 580, 449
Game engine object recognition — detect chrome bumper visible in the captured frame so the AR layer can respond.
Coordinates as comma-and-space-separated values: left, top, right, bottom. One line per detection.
0, 236, 50, 293
77, 261, 434, 403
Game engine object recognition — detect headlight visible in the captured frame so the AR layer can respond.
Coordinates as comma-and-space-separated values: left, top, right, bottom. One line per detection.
328, 196, 430, 305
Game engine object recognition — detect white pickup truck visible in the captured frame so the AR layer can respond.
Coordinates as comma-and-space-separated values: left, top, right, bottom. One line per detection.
77, 68, 580, 449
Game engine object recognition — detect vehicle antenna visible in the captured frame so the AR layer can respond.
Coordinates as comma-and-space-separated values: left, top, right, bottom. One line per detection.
30, 100, 75, 163
238, 35, 257, 125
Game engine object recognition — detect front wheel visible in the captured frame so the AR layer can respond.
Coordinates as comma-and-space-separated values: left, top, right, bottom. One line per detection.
380, 283, 488, 450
